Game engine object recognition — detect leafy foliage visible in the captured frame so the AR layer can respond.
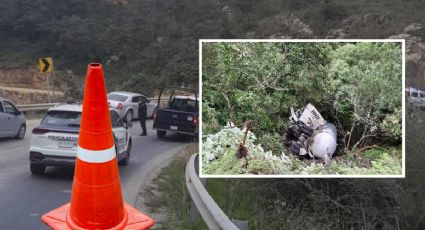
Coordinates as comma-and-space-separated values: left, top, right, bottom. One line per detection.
202, 127, 401, 175
203, 42, 402, 154
203, 42, 332, 134
329, 42, 402, 149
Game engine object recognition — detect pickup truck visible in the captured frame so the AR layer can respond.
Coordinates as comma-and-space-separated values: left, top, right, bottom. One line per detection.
152, 87, 198, 138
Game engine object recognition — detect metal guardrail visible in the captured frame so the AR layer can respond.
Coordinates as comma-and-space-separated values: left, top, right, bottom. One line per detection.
185, 154, 239, 230
15, 97, 164, 112
16, 103, 58, 111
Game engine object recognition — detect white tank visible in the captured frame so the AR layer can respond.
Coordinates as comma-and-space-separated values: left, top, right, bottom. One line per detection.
309, 123, 337, 159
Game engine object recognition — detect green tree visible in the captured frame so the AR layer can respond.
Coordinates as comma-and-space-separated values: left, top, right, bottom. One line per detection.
329, 43, 402, 150
203, 42, 402, 153
203, 42, 331, 135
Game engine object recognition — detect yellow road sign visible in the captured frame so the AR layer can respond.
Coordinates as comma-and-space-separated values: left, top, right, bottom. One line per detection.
38, 57, 53, 73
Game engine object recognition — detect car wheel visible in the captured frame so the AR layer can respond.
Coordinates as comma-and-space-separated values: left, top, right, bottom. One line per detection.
30, 163, 46, 175
125, 110, 133, 122
15, 124, 26, 139
157, 130, 166, 138
119, 139, 131, 166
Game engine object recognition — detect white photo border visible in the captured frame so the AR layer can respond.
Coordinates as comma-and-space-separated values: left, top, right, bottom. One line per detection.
198, 39, 406, 179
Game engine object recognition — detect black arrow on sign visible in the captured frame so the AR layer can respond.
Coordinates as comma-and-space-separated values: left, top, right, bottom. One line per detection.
41, 58, 50, 72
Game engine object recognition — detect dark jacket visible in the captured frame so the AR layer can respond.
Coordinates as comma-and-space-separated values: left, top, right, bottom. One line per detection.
138, 101, 147, 119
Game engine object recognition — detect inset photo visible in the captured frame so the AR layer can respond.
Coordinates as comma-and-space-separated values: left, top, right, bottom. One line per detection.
200, 39, 404, 178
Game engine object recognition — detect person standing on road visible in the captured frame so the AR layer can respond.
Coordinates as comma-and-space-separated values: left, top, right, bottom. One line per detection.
138, 97, 147, 136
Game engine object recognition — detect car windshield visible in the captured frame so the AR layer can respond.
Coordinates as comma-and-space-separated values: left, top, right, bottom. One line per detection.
412, 92, 419, 97
42, 111, 82, 127
170, 98, 198, 112
107, 94, 128, 102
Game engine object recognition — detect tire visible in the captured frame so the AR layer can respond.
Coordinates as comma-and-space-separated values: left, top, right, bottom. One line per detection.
119, 139, 131, 166
300, 125, 313, 136
192, 134, 199, 142
15, 124, 26, 139
290, 142, 301, 154
157, 130, 166, 138
30, 163, 46, 175
125, 110, 133, 122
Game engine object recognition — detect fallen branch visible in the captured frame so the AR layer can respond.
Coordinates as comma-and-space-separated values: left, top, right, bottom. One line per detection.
352, 145, 378, 156
237, 120, 252, 159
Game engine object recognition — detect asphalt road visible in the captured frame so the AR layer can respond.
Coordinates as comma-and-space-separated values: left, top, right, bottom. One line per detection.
0, 119, 191, 229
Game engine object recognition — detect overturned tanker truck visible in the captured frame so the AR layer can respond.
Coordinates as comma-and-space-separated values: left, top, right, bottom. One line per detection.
286, 103, 338, 163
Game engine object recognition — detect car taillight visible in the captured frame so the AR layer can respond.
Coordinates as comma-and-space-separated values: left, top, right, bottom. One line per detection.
153, 111, 157, 120
30, 151, 44, 160
192, 116, 198, 126
117, 103, 123, 110
32, 128, 50, 134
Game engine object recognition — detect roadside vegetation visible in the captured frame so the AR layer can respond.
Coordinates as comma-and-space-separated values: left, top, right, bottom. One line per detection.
203, 128, 401, 175
203, 108, 424, 229
142, 109, 423, 229
202, 42, 402, 175
140, 143, 207, 230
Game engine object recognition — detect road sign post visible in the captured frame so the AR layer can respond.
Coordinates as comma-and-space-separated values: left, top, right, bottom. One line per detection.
38, 57, 53, 103
46, 72, 50, 103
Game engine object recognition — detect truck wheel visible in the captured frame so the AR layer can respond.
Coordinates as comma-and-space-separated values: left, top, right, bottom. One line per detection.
157, 130, 166, 138
290, 142, 301, 154
300, 126, 313, 136
30, 163, 46, 175
192, 134, 199, 142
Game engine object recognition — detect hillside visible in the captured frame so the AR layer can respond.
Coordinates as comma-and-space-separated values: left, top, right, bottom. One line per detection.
0, 0, 424, 103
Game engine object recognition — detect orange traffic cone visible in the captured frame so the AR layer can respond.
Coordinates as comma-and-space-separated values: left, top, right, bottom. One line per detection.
42, 63, 154, 229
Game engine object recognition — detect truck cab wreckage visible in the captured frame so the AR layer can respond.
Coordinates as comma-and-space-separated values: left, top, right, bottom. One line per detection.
286, 103, 338, 164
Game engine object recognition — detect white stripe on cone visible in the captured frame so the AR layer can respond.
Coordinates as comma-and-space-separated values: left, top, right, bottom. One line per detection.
77, 145, 116, 163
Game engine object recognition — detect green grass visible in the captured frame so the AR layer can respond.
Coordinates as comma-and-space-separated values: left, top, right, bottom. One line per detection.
141, 143, 208, 230
202, 128, 402, 175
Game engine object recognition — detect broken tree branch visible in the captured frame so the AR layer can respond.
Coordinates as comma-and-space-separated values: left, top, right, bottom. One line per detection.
353, 145, 378, 156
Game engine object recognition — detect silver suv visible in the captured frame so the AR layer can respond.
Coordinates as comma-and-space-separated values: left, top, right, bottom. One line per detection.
107, 91, 157, 122
0, 98, 26, 139
29, 103, 132, 175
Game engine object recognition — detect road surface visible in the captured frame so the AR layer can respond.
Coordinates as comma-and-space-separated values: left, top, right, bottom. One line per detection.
0, 119, 191, 229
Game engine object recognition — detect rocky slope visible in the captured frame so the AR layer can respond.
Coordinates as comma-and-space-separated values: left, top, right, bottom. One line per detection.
0, 68, 65, 104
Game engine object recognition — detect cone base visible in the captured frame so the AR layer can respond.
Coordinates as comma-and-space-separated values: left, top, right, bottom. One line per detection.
42, 203, 154, 230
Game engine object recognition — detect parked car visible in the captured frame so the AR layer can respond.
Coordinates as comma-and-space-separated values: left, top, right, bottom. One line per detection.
29, 103, 132, 175
406, 87, 425, 108
107, 91, 157, 122
0, 97, 26, 139
153, 87, 198, 138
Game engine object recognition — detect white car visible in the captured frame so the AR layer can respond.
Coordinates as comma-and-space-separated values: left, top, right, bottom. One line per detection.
0, 97, 26, 139
107, 91, 157, 122
29, 103, 132, 175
